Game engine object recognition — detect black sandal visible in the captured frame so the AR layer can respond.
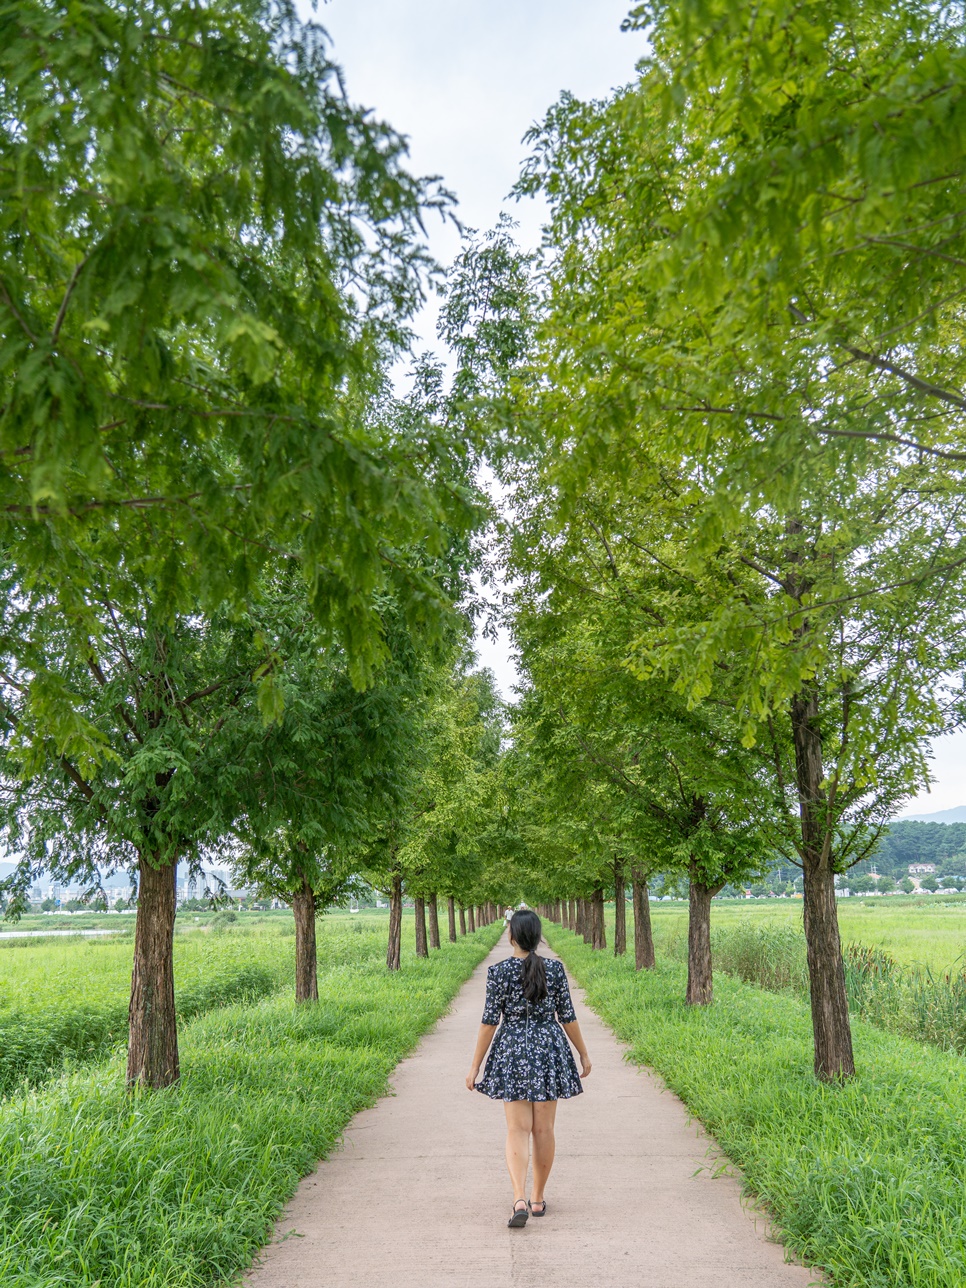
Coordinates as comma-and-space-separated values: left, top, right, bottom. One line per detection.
507, 1200, 529, 1228
528, 1199, 547, 1217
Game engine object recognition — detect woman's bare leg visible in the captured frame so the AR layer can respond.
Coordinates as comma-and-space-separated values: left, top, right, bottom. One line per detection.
503, 1100, 533, 1205
530, 1099, 558, 1206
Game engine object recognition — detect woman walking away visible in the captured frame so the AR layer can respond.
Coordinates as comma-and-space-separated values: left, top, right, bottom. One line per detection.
465, 908, 591, 1227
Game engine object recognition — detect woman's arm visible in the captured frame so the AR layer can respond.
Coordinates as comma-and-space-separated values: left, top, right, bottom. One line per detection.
562, 1019, 592, 1078
465, 1023, 498, 1090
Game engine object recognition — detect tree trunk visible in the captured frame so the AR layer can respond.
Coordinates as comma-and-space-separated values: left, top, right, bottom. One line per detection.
614, 868, 626, 957
631, 867, 655, 970
386, 873, 402, 971
686, 867, 721, 1006
128, 852, 179, 1089
447, 896, 457, 943
459, 904, 467, 936
792, 688, 855, 1080
414, 896, 428, 957
591, 888, 606, 950
468, 904, 476, 933
567, 899, 575, 931
293, 871, 318, 1002
578, 898, 590, 942
428, 894, 441, 949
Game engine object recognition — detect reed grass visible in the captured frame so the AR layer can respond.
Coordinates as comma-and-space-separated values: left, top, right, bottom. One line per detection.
660, 916, 810, 993
637, 903, 966, 1057
0, 930, 298, 1096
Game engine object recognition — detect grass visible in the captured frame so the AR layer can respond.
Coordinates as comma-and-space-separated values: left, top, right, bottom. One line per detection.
0, 907, 407, 1094
548, 923, 966, 1288
648, 895, 966, 974
648, 900, 966, 1056
0, 914, 501, 1288
0, 924, 298, 1096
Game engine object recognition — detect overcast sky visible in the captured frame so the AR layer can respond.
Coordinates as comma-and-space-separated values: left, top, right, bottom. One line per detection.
310, 0, 964, 816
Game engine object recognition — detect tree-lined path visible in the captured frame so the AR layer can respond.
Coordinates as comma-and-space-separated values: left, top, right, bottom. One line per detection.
245, 941, 820, 1288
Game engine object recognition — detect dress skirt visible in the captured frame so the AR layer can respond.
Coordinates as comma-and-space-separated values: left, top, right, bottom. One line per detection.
476, 1017, 583, 1101
474, 956, 583, 1102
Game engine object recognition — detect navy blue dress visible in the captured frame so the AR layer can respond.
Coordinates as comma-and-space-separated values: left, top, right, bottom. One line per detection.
474, 956, 583, 1102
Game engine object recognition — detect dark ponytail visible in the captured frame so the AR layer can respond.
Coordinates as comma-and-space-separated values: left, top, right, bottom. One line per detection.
509, 910, 547, 1004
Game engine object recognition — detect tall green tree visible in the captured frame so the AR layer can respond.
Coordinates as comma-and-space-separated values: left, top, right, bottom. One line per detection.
512, 4, 966, 1078
226, 601, 426, 1002
0, 0, 483, 1087
0, 581, 280, 1085
401, 664, 504, 943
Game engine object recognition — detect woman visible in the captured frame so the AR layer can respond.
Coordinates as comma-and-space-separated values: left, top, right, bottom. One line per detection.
465, 908, 592, 1227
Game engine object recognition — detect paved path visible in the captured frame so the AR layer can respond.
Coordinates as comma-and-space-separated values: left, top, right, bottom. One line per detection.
245, 941, 821, 1288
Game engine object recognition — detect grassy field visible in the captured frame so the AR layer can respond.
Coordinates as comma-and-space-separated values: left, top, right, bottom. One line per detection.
0, 914, 298, 1095
619, 896, 966, 1055
647, 894, 966, 973
0, 912, 500, 1288
548, 923, 966, 1288
0, 907, 446, 1095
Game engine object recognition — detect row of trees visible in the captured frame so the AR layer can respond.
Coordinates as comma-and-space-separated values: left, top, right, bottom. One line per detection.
7, 0, 966, 1094
459, 0, 966, 1081
0, 0, 517, 1088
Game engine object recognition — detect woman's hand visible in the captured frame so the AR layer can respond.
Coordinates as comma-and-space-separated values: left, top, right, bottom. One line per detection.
466, 1024, 497, 1091
580, 1052, 592, 1079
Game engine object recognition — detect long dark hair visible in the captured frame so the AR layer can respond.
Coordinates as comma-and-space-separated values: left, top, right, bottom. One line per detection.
509, 909, 547, 1004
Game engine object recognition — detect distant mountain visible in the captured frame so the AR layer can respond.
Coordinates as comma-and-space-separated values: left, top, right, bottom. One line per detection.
899, 805, 966, 824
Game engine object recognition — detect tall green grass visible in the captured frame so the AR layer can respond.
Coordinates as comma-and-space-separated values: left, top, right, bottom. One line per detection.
0, 929, 298, 1095
661, 916, 810, 993
549, 925, 966, 1288
0, 917, 501, 1288
648, 908, 966, 1057
648, 895, 966, 973
843, 944, 966, 1055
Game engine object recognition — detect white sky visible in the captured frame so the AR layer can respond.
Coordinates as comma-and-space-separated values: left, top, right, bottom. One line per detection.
311, 0, 965, 816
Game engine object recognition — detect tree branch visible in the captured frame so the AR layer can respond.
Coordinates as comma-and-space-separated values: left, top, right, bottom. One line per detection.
51, 254, 91, 344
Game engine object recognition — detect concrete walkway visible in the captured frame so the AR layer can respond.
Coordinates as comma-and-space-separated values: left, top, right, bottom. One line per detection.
245, 940, 822, 1288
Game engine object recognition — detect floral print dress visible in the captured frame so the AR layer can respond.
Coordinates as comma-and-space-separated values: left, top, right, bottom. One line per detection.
474, 956, 584, 1102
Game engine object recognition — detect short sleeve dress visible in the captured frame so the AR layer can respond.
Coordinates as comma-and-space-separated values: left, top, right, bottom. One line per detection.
474, 956, 583, 1102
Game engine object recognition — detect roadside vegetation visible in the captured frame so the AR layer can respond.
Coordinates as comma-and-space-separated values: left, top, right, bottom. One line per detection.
0, 916, 500, 1288
626, 899, 966, 1057
650, 897, 966, 975
0, 924, 296, 1095
549, 923, 966, 1288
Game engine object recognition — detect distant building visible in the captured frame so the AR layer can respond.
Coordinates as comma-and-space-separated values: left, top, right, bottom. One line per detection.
909, 863, 937, 875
